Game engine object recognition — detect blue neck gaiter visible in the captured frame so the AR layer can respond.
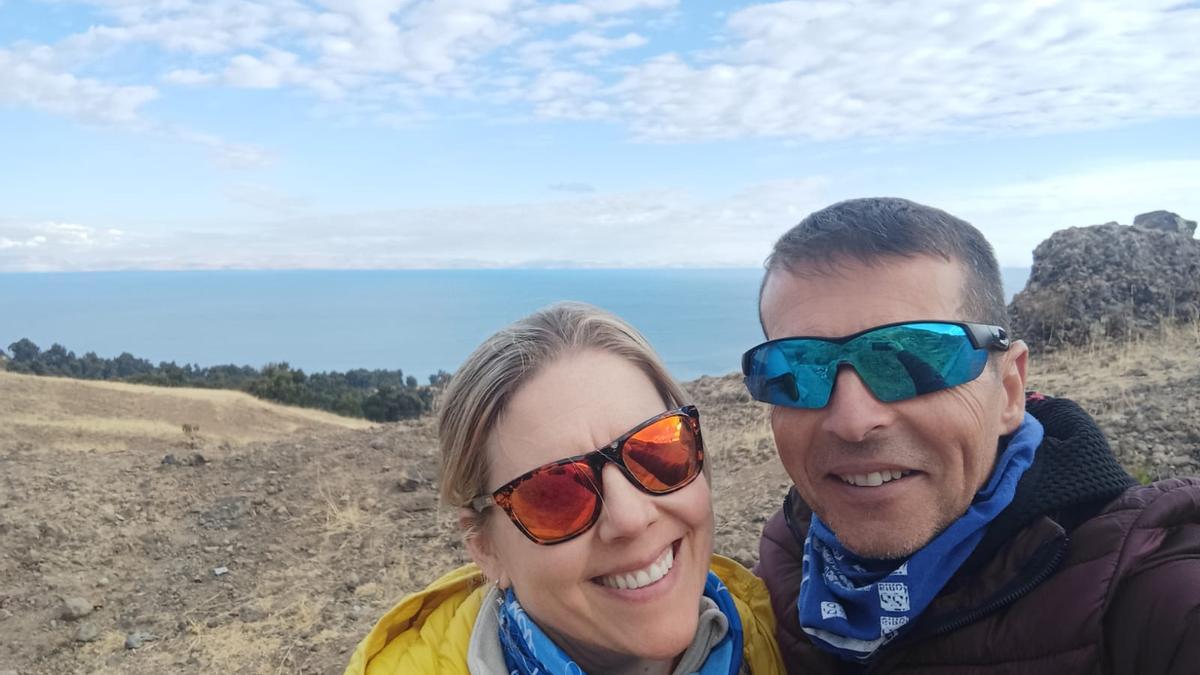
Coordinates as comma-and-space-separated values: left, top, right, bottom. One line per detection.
498, 571, 743, 675
798, 413, 1044, 661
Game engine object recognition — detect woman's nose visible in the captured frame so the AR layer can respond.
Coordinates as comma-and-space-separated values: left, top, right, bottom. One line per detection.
593, 463, 658, 542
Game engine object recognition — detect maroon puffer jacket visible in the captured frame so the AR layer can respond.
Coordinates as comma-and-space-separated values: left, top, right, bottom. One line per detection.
757, 396, 1200, 674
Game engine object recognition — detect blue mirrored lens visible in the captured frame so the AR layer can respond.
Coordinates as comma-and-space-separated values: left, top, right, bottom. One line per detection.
743, 322, 990, 408
744, 338, 840, 407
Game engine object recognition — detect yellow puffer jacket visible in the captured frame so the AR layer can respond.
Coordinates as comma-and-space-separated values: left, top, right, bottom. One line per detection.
344, 555, 784, 674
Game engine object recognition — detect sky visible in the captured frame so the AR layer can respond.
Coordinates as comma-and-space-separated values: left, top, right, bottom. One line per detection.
1, 0, 1199, 272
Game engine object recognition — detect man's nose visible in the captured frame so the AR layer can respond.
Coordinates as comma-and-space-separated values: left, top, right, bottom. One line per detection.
593, 463, 658, 542
820, 365, 895, 442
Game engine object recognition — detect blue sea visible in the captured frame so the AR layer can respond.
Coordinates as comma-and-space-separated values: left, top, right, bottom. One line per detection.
0, 268, 1031, 381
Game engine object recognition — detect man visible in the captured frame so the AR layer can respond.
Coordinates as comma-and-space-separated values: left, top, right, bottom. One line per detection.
746, 197, 1200, 673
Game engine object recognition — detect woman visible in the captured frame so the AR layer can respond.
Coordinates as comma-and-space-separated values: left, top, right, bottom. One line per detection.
345, 302, 783, 674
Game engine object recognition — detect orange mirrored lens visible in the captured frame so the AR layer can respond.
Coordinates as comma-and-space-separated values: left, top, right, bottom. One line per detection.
623, 415, 701, 492
509, 461, 598, 542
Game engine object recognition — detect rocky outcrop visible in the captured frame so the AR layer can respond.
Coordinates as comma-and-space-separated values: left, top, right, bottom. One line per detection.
1009, 213, 1200, 351
1133, 210, 1197, 237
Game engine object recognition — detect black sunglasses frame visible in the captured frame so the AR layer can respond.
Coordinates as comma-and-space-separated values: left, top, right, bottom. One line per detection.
741, 320, 1011, 376
471, 405, 704, 545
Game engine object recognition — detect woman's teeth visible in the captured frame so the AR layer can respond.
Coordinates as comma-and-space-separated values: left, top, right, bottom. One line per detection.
598, 546, 674, 590
838, 469, 912, 487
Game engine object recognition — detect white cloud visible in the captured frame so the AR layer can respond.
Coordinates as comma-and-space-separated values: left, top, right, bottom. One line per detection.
932, 160, 1200, 265
0, 235, 48, 250
583, 0, 677, 13
224, 182, 309, 214
567, 30, 646, 52
522, 0, 677, 25
163, 68, 216, 85
530, 81, 609, 117
548, 182, 597, 193
224, 52, 288, 88
0, 177, 831, 270
518, 29, 647, 67
0, 47, 158, 124
171, 129, 275, 168
5, 160, 1197, 271
8, 0, 1199, 149
0, 221, 125, 269
60, 0, 291, 56
521, 4, 596, 25
31, 0, 678, 127
0, 44, 271, 168
565, 0, 1200, 141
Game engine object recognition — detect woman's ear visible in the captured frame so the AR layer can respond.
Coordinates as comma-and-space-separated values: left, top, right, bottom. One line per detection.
460, 507, 510, 589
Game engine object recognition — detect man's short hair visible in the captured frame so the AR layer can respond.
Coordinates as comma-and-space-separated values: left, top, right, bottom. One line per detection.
762, 197, 1010, 332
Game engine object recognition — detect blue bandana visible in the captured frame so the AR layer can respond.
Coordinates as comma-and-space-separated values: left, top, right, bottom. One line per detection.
498, 571, 743, 675
798, 413, 1044, 661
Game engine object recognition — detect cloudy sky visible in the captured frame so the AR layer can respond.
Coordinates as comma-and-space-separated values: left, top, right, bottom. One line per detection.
2, 0, 1199, 271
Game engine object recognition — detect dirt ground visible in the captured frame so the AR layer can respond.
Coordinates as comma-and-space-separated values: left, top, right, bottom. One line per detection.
1, 323, 1197, 674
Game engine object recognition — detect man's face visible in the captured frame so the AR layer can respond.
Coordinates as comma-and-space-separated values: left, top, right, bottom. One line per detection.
760, 255, 1026, 559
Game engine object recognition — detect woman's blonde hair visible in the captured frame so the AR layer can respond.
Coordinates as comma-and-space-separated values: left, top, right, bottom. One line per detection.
437, 301, 691, 525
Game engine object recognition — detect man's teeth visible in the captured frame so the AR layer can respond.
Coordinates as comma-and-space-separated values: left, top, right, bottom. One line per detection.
598, 546, 674, 590
838, 470, 911, 487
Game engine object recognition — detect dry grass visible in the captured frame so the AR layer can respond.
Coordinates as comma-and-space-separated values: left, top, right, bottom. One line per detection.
1026, 318, 1200, 484
1028, 318, 1200, 410
185, 620, 286, 675
0, 370, 372, 452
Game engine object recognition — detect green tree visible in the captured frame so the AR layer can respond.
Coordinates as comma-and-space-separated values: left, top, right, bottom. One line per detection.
247, 362, 310, 406
8, 338, 40, 363
362, 385, 425, 422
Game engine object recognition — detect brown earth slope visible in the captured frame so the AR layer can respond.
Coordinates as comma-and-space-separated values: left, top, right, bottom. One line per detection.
1, 323, 1197, 674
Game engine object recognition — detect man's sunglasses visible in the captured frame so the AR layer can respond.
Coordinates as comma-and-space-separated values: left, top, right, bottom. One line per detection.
471, 405, 704, 545
742, 321, 1011, 409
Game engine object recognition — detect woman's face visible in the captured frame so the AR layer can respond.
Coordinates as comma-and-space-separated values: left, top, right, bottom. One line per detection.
472, 348, 715, 667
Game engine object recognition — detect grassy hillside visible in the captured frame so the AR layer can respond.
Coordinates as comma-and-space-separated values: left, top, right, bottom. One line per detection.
0, 370, 372, 453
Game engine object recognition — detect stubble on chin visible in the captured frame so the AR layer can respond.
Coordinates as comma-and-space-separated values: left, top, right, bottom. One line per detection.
816, 497, 965, 560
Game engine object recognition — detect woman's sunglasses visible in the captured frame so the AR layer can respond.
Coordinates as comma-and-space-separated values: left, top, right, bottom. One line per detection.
471, 405, 704, 545
742, 321, 1011, 409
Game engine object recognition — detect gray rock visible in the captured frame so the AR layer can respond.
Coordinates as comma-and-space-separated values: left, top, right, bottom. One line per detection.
124, 632, 156, 650
1134, 210, 1197, 237
199, 496, 250, 529
161, 454, 178, 466
1, 669, 20, 675
60, 597, 94, 621
1009, 221, 1200, 350
75, 622, 101, 643
394, 477, 421, 493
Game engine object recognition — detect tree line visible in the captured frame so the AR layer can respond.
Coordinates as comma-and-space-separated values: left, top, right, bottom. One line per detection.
0, 338, 451, 422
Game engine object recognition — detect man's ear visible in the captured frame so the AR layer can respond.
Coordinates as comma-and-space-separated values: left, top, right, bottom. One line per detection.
997, 339, 1029, 435
460, 507, 509, 589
